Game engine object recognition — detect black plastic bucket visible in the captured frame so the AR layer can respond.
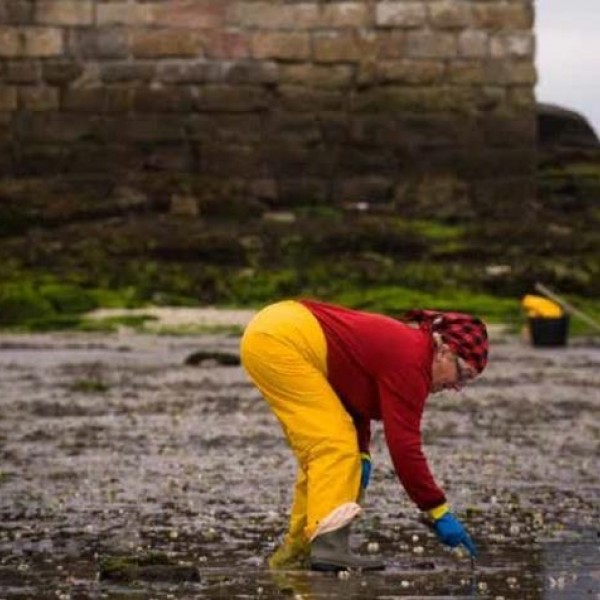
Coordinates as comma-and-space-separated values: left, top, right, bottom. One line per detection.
528, 316, 569, 347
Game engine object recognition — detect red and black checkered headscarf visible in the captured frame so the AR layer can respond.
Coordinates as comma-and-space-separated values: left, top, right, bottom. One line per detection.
404, 309, 489, 374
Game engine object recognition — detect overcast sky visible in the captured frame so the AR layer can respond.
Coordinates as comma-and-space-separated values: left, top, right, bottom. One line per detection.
536, 0, 600, 136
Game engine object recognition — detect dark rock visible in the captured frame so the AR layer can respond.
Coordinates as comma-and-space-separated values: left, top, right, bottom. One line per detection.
537, 103, 600, 150
184, 351, 240, 367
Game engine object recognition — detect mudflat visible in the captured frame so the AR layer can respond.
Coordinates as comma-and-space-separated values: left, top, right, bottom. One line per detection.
0, 331, 598, 599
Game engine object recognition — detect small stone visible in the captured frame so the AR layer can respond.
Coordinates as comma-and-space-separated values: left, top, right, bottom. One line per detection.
367, 542, 380, 553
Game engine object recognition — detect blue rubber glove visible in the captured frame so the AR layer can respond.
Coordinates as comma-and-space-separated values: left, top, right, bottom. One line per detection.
433, 512, 477, 557
360, 453, 372, 490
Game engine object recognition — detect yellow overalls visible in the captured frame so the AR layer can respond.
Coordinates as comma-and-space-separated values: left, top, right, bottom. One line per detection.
240, 300, 362, 551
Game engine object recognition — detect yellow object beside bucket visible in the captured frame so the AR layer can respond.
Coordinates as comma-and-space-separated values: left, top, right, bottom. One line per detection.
521, 295, 563, 318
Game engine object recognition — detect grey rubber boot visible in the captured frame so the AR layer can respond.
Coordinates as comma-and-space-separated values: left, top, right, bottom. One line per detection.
310, 525, 385, 572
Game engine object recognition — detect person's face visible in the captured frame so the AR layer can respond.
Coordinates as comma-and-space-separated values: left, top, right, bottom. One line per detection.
431, 344, 477, 393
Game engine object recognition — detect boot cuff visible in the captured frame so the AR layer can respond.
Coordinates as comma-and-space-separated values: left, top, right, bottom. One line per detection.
310, 502, 361, 541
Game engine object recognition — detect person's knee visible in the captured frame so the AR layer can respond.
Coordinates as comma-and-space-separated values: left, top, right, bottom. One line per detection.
309, 435, 360, 469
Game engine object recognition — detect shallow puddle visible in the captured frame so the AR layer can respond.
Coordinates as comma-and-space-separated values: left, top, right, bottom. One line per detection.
0, 332, 598, 599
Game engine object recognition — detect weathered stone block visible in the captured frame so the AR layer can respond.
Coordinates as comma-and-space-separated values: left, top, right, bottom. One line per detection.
199, 141, 267, 177
35, 1, 94, 26
252, 32, 310, 60
62, 87, 107, 112
278, 85, 346, 112
350, 114, 402, 146
133, 86, 195, 112
428, 1, 472, 30
509, 62, 537, 85
151, 1, 227, 29
490, 32, 534, 58
69, 27, 128, 58
0, 0, 34, 24
377, 31, 407, 59
354, 85, 471, 114
482, 114, 536, 147
22, 27, 64, 57
279, 63, 353, 88
406, 31, 457, 58
19, 86, 59, 111
62, 86, 131, 114
473, 85, 506, 112
104, 86, 133, 113
458, 30, 489, 58
264, 113, 321, 142
0, 86, 18, 111
375, 2, 427, 28
195, 85, 270, 112
131, 29, 206, 58
447, 60, 486, 85
4, 60, 40, 84
228, 2, 319, 29
42, 59, 84, 84
187, 114, 263, 142
96, 2, 154, 26
321, 2, 371, 28
472, 3, 533, 30
378, 59, 444, 84
204, 30, 250, 59
108, 115, 188, 142
313, 31, 361, 62
484, 59, 537, 85
156, 60, 222, 84
263, 141, 334, 177
99, 61, 155, 83
223, 60, 278, 85
0, 27, 21, 56
507, 85, 536, 109
17, 113, 97, 142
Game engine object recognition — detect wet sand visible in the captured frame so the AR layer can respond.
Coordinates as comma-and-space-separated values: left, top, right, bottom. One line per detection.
0, 330, 598, 599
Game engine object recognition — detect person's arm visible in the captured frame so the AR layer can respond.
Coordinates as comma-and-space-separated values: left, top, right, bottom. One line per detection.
378, 375, 446, 510
379, 373, 477, 557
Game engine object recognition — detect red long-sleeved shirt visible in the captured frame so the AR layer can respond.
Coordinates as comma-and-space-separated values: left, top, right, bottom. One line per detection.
301, 299, 446, 511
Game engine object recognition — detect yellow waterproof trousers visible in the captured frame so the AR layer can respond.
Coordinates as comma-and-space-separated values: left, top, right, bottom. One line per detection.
240, 300, 361, 544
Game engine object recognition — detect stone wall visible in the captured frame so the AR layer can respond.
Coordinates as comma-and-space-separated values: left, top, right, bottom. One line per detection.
0, 0, 537, 219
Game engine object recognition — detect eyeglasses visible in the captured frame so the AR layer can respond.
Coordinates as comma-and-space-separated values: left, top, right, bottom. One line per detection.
454, 356, 474, 389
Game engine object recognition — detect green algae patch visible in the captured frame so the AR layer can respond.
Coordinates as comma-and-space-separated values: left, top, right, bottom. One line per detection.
69, 378, 110, 394
99, 553, 200, 583
332, 286, 522, 324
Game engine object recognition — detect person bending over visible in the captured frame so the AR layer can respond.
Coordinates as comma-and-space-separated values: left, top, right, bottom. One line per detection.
241, 298, 487, 571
